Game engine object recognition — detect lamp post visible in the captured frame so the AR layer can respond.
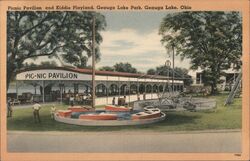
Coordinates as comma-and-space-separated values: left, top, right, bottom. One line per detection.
92, 15, 96, 109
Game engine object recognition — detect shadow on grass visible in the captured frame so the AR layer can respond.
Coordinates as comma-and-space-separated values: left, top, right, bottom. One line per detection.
159, 112, 201, 126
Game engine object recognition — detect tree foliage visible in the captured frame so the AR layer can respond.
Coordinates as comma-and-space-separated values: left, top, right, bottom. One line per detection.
23, 61, 58, 69
7, 11, 106, 88
99, 66, 114, 71
147, 68, 156, 75
99, 62, 138, 73
147, 66, 193, 86
159, 12, 242, 94
113, 62, 137, 73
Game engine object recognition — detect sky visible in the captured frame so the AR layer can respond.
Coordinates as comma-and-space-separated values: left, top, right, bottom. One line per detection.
96, 11, 191, 72
26, 11, 191, 73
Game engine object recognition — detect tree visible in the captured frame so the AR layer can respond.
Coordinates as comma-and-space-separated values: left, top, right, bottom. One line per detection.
23, 61, 58, 68
99, 66, 114, 71
99, 63, 138, 73
7, 11, 106, 89
113, 62, 137, 73
159, 12, 242, 94
174, 67, 193, 86
147, 68, 156, 75
147, 66, 193, 86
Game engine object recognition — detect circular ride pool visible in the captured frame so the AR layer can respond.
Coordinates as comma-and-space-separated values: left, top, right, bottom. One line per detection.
54, 105, 166, 126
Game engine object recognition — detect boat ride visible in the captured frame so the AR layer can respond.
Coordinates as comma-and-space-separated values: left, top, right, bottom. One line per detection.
54, 104, 166, 126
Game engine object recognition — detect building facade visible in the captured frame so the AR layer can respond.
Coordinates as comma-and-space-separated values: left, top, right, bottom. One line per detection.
8, 67, 184, 105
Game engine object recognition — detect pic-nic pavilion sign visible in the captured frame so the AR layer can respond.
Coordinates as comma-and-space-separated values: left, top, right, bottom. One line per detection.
16, 69, 91, 81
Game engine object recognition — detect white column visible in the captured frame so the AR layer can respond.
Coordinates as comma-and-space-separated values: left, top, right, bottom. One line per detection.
106, 76, 108, 105
128, 79, 131, 106
16, 81, 18, 100
118, 77, 120, 98
42, 80, 45, 103
151, 84, 153, 99
137, 78, 139, 94
60, 81, 63, 104
200, 73, 202, 84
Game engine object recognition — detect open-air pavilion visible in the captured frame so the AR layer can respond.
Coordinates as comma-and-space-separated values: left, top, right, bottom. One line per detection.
11, 67, 184, 106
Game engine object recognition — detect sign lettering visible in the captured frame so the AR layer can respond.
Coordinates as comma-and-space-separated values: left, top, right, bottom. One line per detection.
23, 72, 78, 80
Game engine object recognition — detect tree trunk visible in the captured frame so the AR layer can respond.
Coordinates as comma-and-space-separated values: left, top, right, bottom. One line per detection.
209, 65, 220, 95
210, 79, 218, 95
7, 62, 16, 90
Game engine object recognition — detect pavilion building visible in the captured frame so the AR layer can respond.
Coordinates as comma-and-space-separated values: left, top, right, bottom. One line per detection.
8, 67, 184, 105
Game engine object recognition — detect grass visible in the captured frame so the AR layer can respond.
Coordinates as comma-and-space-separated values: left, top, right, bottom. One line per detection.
7, 93, 241, 132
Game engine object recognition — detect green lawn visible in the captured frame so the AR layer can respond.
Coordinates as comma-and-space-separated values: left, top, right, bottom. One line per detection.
7, 93, 241, 132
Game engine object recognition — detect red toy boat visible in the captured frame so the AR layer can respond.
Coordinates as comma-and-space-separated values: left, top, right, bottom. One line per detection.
79, 113, 118, 120
57, 110, 72, 117
68, 106, 94, 112
105, 105, 131, 112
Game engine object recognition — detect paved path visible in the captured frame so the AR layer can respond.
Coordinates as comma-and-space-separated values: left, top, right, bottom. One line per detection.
8, 130, 241, 153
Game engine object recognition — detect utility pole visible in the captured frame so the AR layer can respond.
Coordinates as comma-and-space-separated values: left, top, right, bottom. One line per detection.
92, 15, 96, 109
172, 44, 175, 92
165, 60, 171, 93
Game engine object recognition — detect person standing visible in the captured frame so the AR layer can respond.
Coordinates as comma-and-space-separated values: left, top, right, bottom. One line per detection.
112, 97, 116, 105
143, 92, 146, 100
123, 96, 126, 106
51, 105, 56, 120
7, 98, 13, 117
33, 101, 41, 123
137, 93, 140, 101
69, 95, 74, 107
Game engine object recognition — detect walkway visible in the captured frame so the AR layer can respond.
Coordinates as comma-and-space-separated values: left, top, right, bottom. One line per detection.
8, 130, 241, 153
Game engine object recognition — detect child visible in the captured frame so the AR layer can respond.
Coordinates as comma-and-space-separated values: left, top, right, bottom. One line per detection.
51, 105, 56, 119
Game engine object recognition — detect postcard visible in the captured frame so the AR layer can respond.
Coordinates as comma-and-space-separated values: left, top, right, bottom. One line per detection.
0, 0, 249, 161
